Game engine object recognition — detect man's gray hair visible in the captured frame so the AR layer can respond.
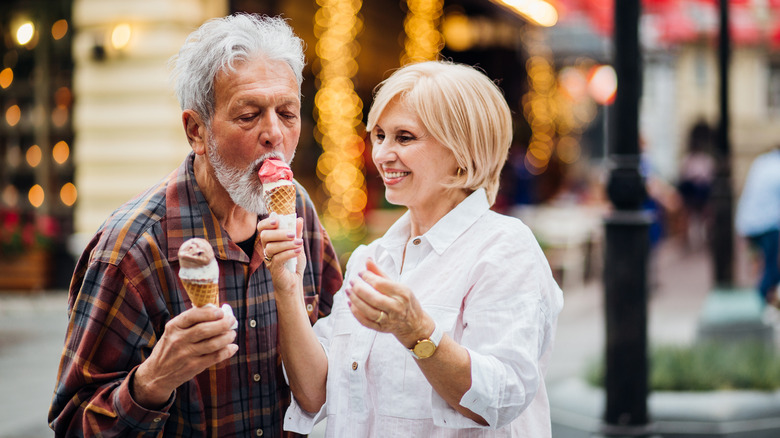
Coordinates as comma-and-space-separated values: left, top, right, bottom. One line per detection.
170, 13, 305, 125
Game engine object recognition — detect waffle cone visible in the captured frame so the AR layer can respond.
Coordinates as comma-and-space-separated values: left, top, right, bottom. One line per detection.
182, 279, 219, 307
264, 184, 296, 215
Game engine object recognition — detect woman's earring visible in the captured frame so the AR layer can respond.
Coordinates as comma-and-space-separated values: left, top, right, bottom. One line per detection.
457, 168, 464, 177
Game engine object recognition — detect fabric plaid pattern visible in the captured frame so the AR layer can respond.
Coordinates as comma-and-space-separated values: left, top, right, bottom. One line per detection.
49, 153, 342, 437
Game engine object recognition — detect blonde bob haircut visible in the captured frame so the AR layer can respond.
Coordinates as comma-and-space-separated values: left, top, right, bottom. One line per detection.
366, 61, 512, 206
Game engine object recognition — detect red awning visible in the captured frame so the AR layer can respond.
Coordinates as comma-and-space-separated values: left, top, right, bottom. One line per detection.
555, 0, 780, 47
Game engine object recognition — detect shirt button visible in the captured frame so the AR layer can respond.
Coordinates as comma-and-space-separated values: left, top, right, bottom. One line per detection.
249, 319, 257, 328
306, 303, 314, 312
153, 417, 161, 423
253, 373, 261, 382
352, 361, 358, 370
412, 238, 421, 245
256, 428, 264, 436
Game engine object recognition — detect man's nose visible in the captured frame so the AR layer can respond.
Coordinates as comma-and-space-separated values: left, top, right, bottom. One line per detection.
258, 113, 283, 147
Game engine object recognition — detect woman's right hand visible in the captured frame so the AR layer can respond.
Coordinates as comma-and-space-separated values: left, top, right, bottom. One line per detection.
258, 214, 306, 296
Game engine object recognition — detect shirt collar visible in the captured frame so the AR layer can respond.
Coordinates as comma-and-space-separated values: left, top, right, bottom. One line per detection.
379, 188, 490, 256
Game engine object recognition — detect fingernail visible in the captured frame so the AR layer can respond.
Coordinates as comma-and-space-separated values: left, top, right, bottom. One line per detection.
294, 239, 303, 245
345, 288, 351, 297
347, 300, 352, 307
286, 232, 295, 238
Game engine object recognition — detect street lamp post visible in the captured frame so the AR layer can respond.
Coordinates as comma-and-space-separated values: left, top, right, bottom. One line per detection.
601, 0, 654, 435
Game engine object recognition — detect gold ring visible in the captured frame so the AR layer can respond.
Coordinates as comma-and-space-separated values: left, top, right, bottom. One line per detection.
375, 310, 386, 324
263, 253, 272, 263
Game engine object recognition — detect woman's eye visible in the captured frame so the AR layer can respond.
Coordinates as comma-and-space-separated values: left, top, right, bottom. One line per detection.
374, 133, 385, 142
397, 135, 414, 143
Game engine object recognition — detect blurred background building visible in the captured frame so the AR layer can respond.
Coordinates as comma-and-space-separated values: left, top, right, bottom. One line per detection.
2, 0, 780, 291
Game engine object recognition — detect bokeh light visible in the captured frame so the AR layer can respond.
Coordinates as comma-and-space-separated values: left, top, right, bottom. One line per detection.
16, 22, 35, 45
0, 68, 13, 89
28, 184, 44, 208
60, 182, 77, 206
402, 0, 444, 64
111, 23, 132, 50
51, 19, 68, 40
314, 0, 367, 244
6, 105, 21, 127
26, 145, 42, 167
52, 141, 69, 164
2, 185, 19, 207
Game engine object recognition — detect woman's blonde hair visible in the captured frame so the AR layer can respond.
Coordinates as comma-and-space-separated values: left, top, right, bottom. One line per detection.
366, 61, 512, 206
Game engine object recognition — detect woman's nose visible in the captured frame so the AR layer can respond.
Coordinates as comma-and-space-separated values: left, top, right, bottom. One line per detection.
372, 140, 396, 164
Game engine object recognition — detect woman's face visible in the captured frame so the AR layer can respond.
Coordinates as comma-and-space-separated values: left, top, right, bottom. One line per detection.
370, 97, 462, 214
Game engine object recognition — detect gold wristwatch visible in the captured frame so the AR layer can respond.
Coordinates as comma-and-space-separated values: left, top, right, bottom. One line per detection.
409, 322, 443, 359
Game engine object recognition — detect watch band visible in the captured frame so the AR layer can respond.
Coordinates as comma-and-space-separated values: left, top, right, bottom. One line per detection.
409, 321, 443, 359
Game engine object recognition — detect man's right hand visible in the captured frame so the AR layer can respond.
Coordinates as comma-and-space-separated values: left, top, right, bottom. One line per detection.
132, 306, 238, 409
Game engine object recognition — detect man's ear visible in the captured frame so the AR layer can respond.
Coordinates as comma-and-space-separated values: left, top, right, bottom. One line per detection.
183, 110, 207, 155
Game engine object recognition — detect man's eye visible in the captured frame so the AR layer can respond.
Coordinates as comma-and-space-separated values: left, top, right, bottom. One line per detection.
280, 112, 298, 120
238, 114, 257, 122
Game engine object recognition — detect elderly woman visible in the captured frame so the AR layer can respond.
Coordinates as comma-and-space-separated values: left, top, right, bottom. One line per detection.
261, 61, 563, 437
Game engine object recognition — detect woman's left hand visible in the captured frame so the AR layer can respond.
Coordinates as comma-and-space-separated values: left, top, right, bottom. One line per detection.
347, 258, 434, 348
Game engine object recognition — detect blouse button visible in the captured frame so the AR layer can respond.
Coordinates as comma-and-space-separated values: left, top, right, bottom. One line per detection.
352, 361, 358, 370
249, 319, 257, 328
412, 238, 421, 245
253, 373, 261, 382
256, 428, 264, 436
153, 417, 161, 423
306, 303, 314, 312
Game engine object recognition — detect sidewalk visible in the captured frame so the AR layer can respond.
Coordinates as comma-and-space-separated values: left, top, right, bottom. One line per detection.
547, 237, 719, 385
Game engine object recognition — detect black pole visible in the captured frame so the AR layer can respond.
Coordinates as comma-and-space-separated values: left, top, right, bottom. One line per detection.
711, 0, 734, 286
602, 0, 652, 435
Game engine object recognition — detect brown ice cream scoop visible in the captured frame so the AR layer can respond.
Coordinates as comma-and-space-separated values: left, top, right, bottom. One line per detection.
178, 238, 215, 269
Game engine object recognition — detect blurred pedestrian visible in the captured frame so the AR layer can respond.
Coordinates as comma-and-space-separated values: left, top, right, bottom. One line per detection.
260, 61, 564, 437
735, 145, 780, 306
677, 122, 716, 250
48, 14, 342, 437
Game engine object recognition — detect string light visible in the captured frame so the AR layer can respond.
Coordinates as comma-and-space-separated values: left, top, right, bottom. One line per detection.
60, 183, 77, 206
521, 29, 587, 174
51, 19, 68, 40
26, 145, 42, 167
402, 0, 444, 64
0, 68, 13, 89
314, 0, 367, 245
28, 184, 44, 208
16, 22, 35, 45
6, 104, 21, 126
52, 140, 69, 164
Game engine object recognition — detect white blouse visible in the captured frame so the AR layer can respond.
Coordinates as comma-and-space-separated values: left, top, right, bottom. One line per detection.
285, 189, 564, 437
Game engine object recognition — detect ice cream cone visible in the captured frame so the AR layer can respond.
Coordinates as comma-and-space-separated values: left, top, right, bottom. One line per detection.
182, 279, 219, 307
263, 184, 296, 215
178, 237, 220, 307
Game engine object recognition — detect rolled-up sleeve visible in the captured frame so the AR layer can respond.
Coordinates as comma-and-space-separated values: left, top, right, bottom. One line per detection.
430, 233, 556, 429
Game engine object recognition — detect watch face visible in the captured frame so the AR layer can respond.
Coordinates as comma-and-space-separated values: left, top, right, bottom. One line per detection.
413, 340, 436, 359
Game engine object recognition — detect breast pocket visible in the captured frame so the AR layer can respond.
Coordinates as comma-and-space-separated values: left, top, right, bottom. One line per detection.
374, 305, 460, 419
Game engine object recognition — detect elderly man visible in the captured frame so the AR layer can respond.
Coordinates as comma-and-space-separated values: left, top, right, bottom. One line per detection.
49, 14, 342, 437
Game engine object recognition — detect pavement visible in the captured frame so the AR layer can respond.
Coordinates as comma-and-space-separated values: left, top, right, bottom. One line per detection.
0, 236, 764, 437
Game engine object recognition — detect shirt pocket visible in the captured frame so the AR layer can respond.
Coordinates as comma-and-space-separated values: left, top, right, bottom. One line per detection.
374, 305, 460, 419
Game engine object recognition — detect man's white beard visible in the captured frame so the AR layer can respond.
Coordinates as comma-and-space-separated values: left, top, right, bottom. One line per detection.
206, 135, 276, 216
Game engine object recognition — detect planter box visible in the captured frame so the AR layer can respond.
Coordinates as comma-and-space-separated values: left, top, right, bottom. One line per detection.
550, 378, 780, 438
0, 249, 51, 292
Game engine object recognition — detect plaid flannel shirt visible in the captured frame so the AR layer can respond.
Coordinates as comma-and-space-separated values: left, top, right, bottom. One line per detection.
49, 153, 342, 437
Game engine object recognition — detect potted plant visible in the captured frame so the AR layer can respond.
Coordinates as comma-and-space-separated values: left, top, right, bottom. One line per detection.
0, 208, 58, 291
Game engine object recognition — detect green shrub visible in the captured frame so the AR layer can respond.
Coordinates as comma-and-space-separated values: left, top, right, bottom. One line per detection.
585, 342, 780, 391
